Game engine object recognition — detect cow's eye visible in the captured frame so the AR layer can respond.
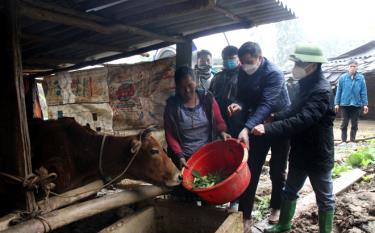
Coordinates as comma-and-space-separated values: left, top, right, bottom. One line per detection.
150, 148, 159, 155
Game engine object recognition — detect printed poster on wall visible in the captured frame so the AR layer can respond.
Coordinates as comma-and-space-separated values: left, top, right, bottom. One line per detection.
43, 68, 109, 105
108, 57, 175, 130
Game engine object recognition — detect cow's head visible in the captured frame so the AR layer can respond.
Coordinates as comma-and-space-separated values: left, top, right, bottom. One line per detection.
128, 126, 181, 187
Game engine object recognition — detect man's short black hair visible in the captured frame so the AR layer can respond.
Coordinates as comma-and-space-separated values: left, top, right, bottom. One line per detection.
197, 49, 212, 58
348, 59, 358, 66
238, 42, 262, 58
174, 66, 195, 85
222, 46, 238, 58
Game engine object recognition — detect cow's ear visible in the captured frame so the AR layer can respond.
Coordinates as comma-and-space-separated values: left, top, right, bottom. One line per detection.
130, 139, 142, 154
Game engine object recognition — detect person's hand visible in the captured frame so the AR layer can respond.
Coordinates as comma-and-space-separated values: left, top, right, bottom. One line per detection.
335, 105, 340, 113
363, 106, 369, 114
237, 128, 250, 149
220, 132, 231, 141
252, 124, 265, 136
227, 103, 242, 117
178, 157, 188, 170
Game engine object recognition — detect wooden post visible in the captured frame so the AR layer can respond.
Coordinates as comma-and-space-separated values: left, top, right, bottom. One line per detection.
0, 0, 37, 213
176, 40, 193, 68
2, 185, 169, 233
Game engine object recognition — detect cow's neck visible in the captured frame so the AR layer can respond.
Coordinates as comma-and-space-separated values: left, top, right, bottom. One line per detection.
95, 135, 138, 180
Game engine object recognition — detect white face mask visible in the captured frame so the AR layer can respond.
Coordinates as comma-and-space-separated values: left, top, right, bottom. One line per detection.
292, 66, 307, 80
242, 63, 259, 75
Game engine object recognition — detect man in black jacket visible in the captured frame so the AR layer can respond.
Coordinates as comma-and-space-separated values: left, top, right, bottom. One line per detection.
209, 45, 242, 137
253, 44, 335, 233
227, 42, 291, 229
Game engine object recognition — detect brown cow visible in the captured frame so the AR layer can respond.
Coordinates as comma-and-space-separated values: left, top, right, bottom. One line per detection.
29, 118, 181, 193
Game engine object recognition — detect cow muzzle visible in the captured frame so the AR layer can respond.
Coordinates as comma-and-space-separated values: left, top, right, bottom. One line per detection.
164, 171, 182, 187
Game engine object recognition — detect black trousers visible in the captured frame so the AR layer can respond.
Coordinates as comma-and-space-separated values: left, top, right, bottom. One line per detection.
239, 135, 290, 219
340, 106, 361, 142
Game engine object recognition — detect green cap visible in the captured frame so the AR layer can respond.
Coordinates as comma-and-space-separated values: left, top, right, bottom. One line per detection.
289, 44, 327, 63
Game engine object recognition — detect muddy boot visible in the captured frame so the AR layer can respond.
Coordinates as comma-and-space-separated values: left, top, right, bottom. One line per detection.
264, 199, 296, 233
319, 210, 334, 233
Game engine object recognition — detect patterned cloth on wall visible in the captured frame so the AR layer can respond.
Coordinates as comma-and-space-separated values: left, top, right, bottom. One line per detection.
43, 68, 109, 105
43, 57, 175, 131
107, 57, 175, 130
48, 103, 114, 134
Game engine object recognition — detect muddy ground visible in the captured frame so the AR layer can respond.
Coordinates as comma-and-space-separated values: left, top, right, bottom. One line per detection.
290, 120, 375, 233
290, 164, 375, 233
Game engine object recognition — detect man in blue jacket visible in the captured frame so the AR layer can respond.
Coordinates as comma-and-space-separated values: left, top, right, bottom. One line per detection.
334, 60, 369, 143
227, 42, 290, 231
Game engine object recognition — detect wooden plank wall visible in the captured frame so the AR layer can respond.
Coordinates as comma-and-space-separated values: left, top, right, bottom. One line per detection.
0, 0, 37, 214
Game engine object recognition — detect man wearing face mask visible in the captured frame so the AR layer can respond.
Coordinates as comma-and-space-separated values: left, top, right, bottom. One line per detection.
209, 45, 242, 136
252, 44, 336, 233
227, 42, 290, 231
195, 49, 213, 91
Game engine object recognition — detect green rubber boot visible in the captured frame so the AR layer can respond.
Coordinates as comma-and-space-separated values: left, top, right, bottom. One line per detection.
264, 199, 297, 233
319, 210, 334, 233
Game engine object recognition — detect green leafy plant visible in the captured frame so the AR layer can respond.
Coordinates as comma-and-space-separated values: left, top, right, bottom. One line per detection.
332, 163, 350, 178
346, 147, 375, 168
361, 174, 375, 183
253, 196, 271, 221
191, 170, 226, 189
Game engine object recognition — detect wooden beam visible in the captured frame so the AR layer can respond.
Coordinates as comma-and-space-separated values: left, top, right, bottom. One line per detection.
0, 0, 37, 213
99, 206, 155, 233
22, 33, 127, 53
24, 57, 81, 66
25, 22, 251, 78
37, 180, 104, 213
0, 214, 19, 232
2, 185, 169, 233
25, 41, 174, 78
176, 40, 193, 68
22, 31, 99, 60
19, 0, 184, 43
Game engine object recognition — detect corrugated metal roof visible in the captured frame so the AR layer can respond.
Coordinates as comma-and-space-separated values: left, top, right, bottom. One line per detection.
330, 41, 375, 60
11, 0, 295, 76
324, 41, 375, 85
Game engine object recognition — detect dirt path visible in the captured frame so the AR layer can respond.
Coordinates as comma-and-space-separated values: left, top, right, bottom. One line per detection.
254, 120, 375, 223
333, 120, 375, 141
290, 165, 375, 233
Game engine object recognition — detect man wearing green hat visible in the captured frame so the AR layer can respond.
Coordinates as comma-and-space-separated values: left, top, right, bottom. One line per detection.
252, 44, 336, 233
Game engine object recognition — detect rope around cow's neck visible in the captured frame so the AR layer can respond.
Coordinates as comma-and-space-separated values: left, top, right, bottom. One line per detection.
99, 135, 108, 181
48, 134, 141, 199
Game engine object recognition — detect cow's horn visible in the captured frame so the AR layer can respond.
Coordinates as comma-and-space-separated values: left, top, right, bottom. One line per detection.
140, 125, 158, 140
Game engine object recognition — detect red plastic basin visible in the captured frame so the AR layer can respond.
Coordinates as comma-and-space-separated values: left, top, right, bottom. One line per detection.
182, 139, 251, 205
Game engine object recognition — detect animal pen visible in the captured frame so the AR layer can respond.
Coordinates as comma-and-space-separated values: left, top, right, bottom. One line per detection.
0, 0, 294, 232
